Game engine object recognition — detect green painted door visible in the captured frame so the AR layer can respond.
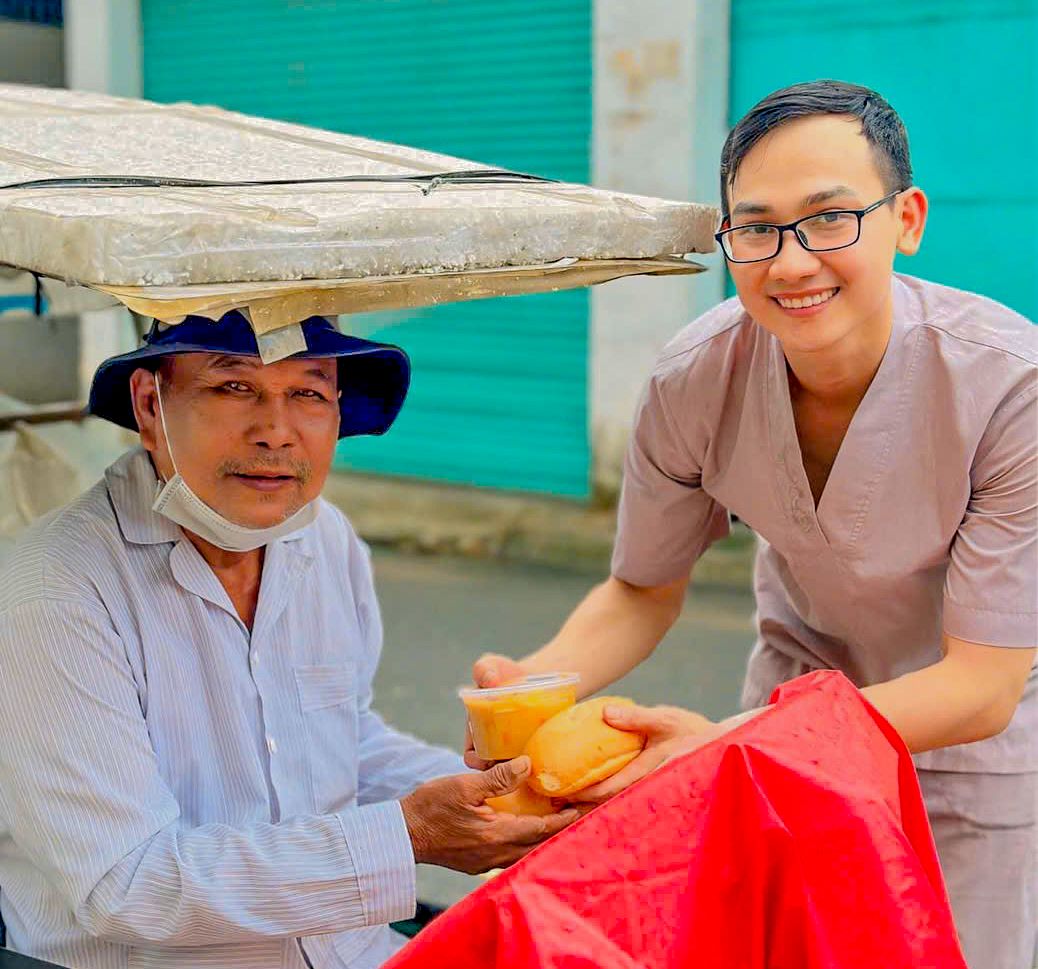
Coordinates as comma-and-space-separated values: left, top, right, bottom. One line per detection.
141, 0, 592, 497
728, 1, 1037, 321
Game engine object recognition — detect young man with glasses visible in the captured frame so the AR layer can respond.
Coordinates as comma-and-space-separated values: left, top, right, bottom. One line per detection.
470, 80, 1036, 968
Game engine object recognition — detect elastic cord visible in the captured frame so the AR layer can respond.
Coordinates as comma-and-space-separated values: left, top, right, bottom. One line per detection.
0, 170, 557, 196
153, 375, 180, 480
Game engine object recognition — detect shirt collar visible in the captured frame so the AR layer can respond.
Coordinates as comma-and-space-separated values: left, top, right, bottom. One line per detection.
106, 446, 310, 548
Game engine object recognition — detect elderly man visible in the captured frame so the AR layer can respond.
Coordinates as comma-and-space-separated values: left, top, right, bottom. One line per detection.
0, 311, 577, 969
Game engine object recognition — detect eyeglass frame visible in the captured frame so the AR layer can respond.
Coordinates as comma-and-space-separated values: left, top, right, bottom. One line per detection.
714, 189, 904, 264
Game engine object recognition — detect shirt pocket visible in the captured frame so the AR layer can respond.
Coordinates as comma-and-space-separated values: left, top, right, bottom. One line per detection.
295, 663, 360, 814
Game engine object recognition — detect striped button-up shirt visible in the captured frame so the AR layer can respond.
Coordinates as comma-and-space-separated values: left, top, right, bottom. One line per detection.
0, 447, 466, 969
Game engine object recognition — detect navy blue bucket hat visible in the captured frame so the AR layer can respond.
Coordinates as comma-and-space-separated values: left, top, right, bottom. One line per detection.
88, 311, 410, 439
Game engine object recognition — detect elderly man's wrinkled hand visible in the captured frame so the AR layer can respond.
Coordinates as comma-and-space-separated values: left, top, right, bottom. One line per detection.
568, 703, 724, 804
400, 757, 580, 875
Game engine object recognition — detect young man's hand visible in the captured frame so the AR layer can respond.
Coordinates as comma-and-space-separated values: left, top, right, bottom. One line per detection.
400, 757, 579, 874
471, 653, 527, 689
462, 653, 528, 770
568, 703, 724, 803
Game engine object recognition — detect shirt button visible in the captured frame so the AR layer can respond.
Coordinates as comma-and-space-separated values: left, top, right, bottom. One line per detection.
266, 736, 278, 755
252, 651, 261, 666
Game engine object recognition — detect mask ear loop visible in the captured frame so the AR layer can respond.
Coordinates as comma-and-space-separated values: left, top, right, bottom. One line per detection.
153, 372, 181, 480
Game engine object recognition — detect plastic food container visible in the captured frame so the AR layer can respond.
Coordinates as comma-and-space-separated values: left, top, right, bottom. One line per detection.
460, 673, 580, 761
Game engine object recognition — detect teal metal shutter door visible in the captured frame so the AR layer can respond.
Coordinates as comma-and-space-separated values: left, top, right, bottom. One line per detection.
728, 1, 1037, 321
141, 0, 593, 498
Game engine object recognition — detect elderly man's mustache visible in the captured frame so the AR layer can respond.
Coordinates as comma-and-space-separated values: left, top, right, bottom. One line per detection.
218, 457, 313, 485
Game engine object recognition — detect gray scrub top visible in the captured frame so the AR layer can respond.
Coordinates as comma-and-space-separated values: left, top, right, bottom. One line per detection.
613, 274, 1037, 773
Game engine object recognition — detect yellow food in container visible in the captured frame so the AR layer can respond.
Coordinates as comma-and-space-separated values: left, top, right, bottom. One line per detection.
459, 673, 580, 761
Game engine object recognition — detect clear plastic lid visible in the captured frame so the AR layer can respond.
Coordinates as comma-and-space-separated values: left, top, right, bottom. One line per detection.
458, 672, 580, 700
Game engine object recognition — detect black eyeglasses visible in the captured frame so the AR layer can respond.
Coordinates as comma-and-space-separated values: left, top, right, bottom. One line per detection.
715, 190, 903, 263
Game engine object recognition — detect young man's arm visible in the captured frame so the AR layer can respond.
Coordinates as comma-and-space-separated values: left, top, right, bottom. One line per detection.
571, 633, 1035, 802
472, 355, 727, 698
862, 635, 1036, 753
863, 379, 1035, 751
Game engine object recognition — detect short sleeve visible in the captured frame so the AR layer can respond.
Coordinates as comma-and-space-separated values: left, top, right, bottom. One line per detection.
943, 382, 1038, 646
611, 372, 730, 587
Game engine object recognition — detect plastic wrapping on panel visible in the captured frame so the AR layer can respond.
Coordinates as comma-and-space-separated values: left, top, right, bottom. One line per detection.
0, 84, 718, 291
95, 256, 703, 331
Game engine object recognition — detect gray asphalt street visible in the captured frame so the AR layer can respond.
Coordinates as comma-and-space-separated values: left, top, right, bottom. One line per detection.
369, 548, 757, 907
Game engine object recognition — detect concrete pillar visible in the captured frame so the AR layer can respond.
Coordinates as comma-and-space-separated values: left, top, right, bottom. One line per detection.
63, 0, 142, 97
591, 0, 730, 495
63, 0, 143, 389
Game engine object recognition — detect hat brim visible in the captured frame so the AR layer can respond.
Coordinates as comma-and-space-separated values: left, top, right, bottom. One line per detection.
88, 324, 410, 439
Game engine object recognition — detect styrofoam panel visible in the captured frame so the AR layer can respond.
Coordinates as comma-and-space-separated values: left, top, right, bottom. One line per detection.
0, 85, 717, 287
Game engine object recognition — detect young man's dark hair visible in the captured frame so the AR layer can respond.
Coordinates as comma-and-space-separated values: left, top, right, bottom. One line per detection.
719, 79, 913, 222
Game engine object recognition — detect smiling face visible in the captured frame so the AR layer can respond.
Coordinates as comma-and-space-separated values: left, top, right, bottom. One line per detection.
724, 114, 927, 356
130, 352, 340, 529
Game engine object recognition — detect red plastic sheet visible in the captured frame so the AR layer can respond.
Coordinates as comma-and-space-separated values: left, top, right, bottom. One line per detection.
386, 671, 966, 969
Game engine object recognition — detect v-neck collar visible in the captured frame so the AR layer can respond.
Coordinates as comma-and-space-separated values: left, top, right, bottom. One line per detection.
168, 538, 242, 628
766, 282, 916, 550
167, 532, 314, 640
252, 537, 313, 643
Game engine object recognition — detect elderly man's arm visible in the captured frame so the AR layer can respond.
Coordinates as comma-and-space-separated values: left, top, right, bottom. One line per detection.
348, 534, 470, 804
0, 598, 417, 948
356, 707, 469, 804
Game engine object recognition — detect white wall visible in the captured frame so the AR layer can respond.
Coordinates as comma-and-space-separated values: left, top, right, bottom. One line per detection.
0, 312, 80, 403
0, 19, 64, 86
591, 0, 730, 493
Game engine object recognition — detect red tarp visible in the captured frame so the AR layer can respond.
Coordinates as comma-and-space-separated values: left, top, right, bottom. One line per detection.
386, 670, 966, 969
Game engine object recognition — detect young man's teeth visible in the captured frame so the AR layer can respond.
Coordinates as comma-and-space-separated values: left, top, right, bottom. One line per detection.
777, 288, 837, 309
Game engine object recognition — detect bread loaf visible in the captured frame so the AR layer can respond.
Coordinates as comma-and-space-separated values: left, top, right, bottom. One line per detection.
485, 782, 556, 817
525, 696, 645, 798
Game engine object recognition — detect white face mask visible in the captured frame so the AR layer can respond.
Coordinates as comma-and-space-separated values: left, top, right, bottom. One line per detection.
151, 375, 318, 552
